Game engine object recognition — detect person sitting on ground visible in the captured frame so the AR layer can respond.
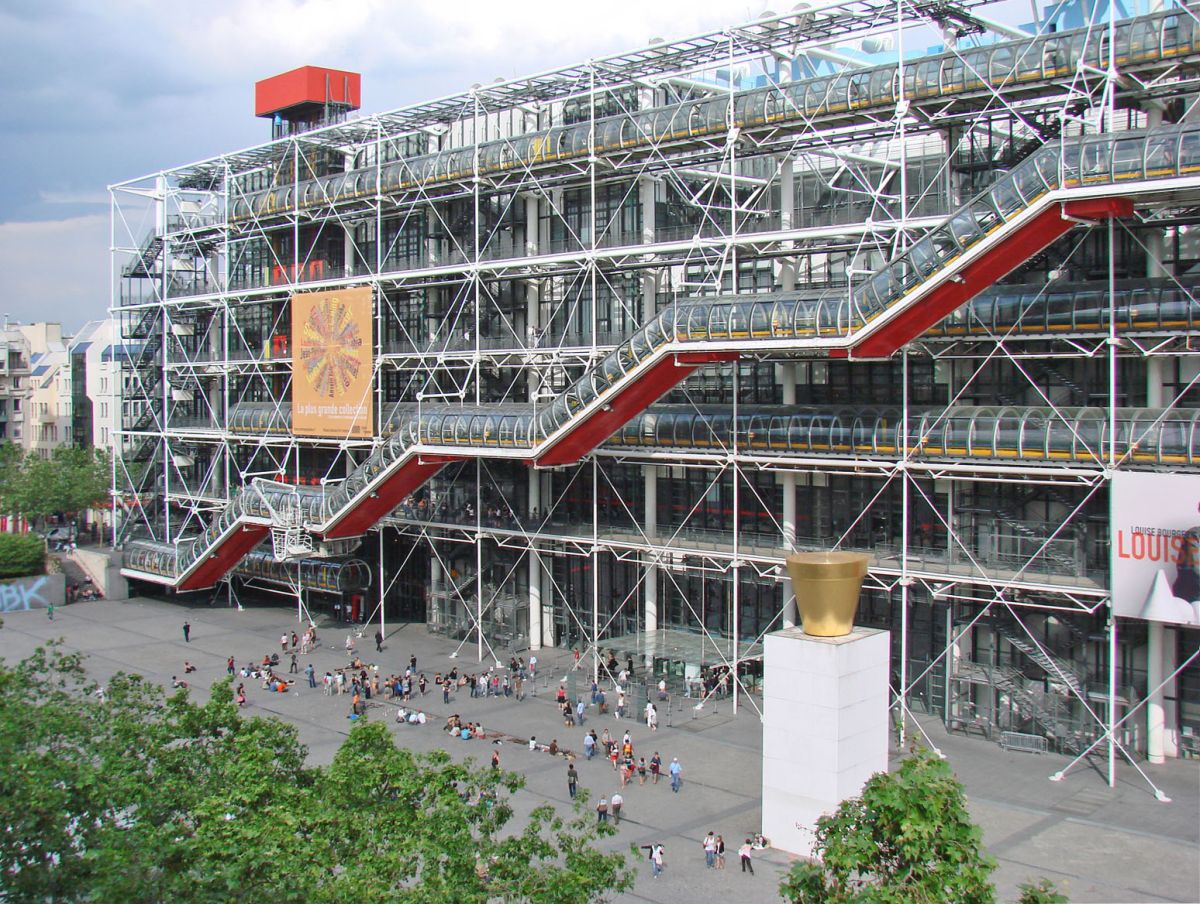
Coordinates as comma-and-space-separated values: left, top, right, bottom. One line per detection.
171, 676, 187, 689
529, 735, 538, 751
460, 723, 473, 740
548, 739, 559, 757
473, 723, 485, 739
183, 661, 196, 674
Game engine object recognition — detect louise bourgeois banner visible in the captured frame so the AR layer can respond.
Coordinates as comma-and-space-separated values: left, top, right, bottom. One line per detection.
1111, 471, 1200, 625
291, 287, 374, 439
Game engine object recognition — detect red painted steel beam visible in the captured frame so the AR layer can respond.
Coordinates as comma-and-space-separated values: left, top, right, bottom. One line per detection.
322, 455, 462, 539
536, 351, 739, 467
178, 525, 270, 592
848, 197, 1135, 360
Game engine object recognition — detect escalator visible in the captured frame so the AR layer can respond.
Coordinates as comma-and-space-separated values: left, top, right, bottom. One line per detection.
122, 124, 1200, 590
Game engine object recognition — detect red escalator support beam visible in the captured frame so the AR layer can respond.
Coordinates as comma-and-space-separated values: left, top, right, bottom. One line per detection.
178, 525, 270, 592
322, 455, 463, 539
535, 351, 739, 467
848, 197, 1135, 360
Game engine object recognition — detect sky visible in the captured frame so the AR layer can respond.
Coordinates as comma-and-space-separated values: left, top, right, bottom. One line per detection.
0, 0, 777, 333
0, 0, 1046, 333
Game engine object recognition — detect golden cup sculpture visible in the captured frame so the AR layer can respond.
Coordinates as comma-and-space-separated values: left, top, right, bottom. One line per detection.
785, 551, 871, 637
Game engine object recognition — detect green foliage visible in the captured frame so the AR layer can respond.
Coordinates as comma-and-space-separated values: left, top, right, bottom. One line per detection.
0, 531, 45, 578
0, 647, 633, 902
0, 444, 110, 520
779, 746, 996, 904
1017, 878, 1068, 903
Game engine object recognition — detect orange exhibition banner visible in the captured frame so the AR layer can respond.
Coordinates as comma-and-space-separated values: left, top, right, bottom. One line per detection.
291, 287, 374, 438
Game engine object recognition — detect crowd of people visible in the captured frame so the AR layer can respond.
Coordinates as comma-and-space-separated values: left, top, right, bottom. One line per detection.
178, 618, 764, 886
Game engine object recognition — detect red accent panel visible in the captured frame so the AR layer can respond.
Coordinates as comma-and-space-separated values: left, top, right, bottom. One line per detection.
255, 66, 361, 118
1061, 197, 1135, 220
851, 197, 1127, 359
323, 456, 461, 539
536, 351, 740, 467
178, 525, 270, 592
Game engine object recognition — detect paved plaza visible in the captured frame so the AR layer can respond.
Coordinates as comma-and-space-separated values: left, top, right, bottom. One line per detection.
1, 597, 1196, 903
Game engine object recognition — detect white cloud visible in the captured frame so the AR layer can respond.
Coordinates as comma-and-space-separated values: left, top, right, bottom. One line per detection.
0, 215, 110, 331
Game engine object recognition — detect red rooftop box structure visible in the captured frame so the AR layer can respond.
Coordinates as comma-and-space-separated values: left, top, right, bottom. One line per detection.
255, 66, 361, 120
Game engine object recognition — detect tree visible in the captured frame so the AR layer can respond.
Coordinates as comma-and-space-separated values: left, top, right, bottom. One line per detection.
0, 442, 23, 514
0, 532, 46, 577
779, 745, 997, 904
0, 446, 110, 523
0, 646, 633, 902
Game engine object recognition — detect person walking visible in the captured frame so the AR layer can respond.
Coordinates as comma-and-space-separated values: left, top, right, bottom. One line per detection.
703, 831, 717, 868
305, 663, 316, 688
289, 653, 299, 674
182, 621, 190, 642
715, 834, 726, 869
290, 630, 298, 650
583, 731, 596, 760
610, 791, 623, 825
226, 656, 235, 675
46, 602, 53, 621
650, 843, 665, 878
280, 632, 289, 653
375, 630, 384, 653
595, 796, 609, 823
669, 757, 682, 792
323, 672, 333, 696
491, 749, 501, 771
650, 752, 662, 784
647, 703, 658, 731
738, 839, 754, 874
567, 763, 578, 799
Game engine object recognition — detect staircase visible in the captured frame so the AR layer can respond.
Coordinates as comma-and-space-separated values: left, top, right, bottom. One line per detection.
122, 236, 165, 279
995, 621, 1086, 695
121, 124, 1200, 591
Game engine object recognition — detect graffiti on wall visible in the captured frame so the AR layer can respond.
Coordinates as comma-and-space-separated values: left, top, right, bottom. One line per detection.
0, 576, 50, 612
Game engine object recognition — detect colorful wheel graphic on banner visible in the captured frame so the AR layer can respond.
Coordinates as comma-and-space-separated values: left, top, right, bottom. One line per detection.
298, 297, 366, 398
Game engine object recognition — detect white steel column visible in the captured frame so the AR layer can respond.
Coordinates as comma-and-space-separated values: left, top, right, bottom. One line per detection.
525, 193, 540, 256
529, 469, 543, 652
378, 528, 386, 640
542, 530, 555, 648
640, 176, 656, 245
1144, 180, 1172, 761
778, 155, 796, 292
430, 555, 443, 627
781, 363, 798, 628
644, 465, 659, 642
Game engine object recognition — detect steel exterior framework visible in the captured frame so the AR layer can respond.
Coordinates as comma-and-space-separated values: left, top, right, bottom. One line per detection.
111, 0, 1200, 785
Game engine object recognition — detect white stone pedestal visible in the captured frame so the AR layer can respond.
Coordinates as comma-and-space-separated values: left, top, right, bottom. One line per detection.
761, 626, 890, 859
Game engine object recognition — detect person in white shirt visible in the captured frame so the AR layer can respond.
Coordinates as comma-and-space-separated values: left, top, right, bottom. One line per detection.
738, 839, 754, 874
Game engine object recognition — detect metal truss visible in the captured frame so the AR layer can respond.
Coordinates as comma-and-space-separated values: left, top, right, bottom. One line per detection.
112, 0, 1200, 789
